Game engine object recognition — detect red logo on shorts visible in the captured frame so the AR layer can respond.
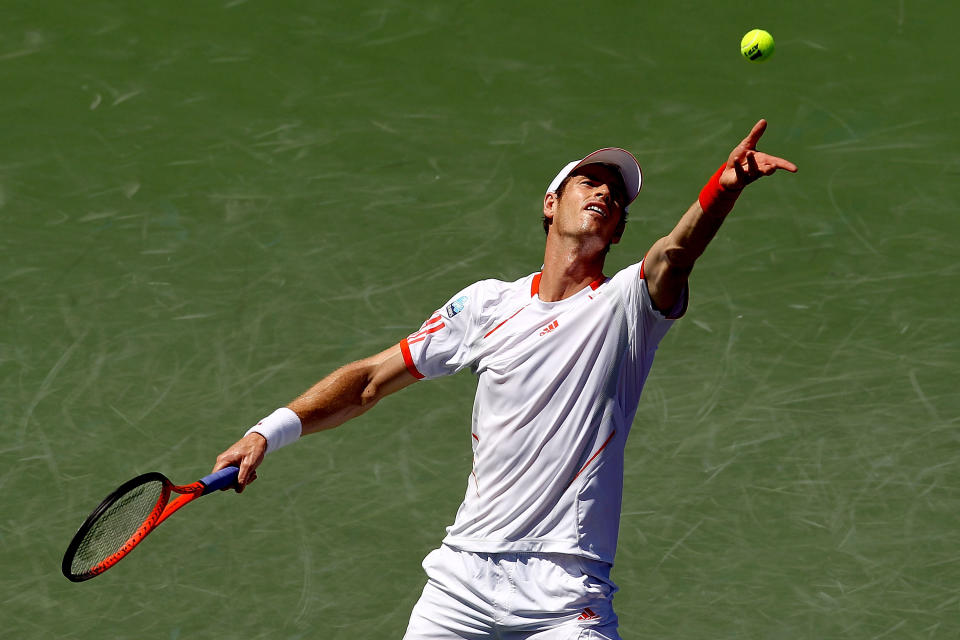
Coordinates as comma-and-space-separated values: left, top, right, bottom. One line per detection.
539, 320, 559, 336
578, 607, 600, 621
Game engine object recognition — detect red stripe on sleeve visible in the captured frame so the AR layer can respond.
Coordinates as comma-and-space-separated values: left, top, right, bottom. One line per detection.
399, 339, 424, 380
408, 315, 444, 340
407, 322, 446, 344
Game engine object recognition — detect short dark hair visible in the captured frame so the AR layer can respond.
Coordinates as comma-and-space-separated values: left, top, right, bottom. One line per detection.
541, 164, 629, 236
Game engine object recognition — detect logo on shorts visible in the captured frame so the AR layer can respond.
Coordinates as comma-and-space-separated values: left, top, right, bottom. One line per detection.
446, 295, 468, 317
578, 607, 600, 621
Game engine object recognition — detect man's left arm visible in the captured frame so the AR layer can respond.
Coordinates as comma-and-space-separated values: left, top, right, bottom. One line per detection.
643, 119, 798, 312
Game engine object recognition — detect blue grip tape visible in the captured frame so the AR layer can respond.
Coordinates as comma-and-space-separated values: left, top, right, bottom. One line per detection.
199, 466, 240, 495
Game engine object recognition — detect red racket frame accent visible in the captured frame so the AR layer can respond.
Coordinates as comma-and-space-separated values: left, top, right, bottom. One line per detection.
63, 466, 238, 582
83, 480, 206, 579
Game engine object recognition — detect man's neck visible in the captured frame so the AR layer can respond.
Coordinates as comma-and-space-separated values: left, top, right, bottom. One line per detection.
538, 236, 608, 302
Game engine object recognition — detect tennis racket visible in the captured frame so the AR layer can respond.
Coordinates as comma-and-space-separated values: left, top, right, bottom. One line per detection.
61, 465, 239, 582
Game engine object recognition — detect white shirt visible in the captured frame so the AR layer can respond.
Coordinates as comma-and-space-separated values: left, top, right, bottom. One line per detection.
400, 261, 685, 564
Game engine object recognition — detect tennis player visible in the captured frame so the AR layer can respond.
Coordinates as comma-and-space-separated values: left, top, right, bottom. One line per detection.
213, 119, 796, 639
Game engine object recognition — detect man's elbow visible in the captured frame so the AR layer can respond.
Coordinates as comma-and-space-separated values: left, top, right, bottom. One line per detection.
662, 244, 697, 275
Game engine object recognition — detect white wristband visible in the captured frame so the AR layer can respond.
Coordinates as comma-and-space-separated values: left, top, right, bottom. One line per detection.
245, 407, 302, 454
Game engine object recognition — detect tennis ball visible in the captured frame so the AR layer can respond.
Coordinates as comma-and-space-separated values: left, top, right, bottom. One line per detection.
740, 29, 775, 62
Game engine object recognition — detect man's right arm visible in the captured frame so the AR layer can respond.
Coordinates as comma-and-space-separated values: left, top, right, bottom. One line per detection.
212, 342, 419, 489
643, 119, 797, 313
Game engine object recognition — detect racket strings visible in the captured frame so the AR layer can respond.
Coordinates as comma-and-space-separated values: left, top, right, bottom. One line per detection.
70, 480, 166, 576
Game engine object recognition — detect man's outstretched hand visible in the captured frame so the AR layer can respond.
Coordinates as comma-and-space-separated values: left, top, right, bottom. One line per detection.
720, 119, 798, 191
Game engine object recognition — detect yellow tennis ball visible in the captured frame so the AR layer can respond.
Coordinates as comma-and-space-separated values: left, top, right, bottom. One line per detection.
741, 29, 775, 62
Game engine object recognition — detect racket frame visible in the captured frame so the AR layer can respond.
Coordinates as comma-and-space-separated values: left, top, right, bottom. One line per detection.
62, 467, 237, 582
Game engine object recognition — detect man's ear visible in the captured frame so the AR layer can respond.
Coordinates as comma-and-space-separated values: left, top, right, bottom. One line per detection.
611, 215, 627, 244
543, 191, 558, 221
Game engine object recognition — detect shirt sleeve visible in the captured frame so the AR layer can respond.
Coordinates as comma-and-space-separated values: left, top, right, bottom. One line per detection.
400, 282, 484, 380
611, 260, 688, 357
638, 261, 687, 350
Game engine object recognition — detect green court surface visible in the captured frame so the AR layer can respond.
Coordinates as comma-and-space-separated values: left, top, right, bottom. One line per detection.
2, 1, 958, 638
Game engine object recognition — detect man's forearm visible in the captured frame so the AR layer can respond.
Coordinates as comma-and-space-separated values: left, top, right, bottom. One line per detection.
212, 344, 416, 487
288, 344, 418, 436
289, 360, 380, 435
661, 202, 720, 270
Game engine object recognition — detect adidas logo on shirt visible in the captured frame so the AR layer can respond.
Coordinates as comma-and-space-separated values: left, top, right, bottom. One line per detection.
539, 320, 559, 336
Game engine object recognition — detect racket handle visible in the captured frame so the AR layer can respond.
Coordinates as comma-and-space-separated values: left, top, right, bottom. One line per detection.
199, 466, 240, 495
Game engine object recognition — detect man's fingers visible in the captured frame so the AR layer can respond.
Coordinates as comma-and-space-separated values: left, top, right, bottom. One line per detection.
237, 469, 259, 494
238, 456, 261, 486
756, 152, 799, 174
772, 157, 799, 173
726, 120, 768, 170
742, 118, 767, 150
238, 459, 251, 487
720, 121, 796, 189
212, 452, 239, 475
237, 452, 262, 485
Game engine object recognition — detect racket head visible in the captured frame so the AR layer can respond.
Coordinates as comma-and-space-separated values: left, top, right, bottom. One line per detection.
62, 472, 172, 582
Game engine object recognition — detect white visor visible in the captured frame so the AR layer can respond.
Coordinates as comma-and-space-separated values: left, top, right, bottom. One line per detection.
545, 148, 642, 210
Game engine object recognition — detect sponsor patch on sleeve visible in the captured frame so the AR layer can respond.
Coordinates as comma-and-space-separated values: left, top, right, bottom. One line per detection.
446, 295, 468, 318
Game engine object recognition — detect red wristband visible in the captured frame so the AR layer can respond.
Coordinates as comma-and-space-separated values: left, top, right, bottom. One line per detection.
698, 164, 740, 215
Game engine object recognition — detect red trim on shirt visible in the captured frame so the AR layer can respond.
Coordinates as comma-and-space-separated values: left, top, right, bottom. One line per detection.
483, 304, 529, 339
569, 430, 617, 486
639, 255, 646, 280
531, 271, 604, 295
399, 339, 424, 380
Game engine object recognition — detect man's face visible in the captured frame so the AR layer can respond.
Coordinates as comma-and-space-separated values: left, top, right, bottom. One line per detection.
544, 164, 628, 246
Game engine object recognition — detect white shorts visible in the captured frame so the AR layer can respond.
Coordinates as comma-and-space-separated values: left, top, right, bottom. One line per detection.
402, 545, 620, 640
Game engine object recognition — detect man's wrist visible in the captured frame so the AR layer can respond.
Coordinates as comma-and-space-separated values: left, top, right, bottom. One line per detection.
245, 407, 302, 454
698, 164, 741, 215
